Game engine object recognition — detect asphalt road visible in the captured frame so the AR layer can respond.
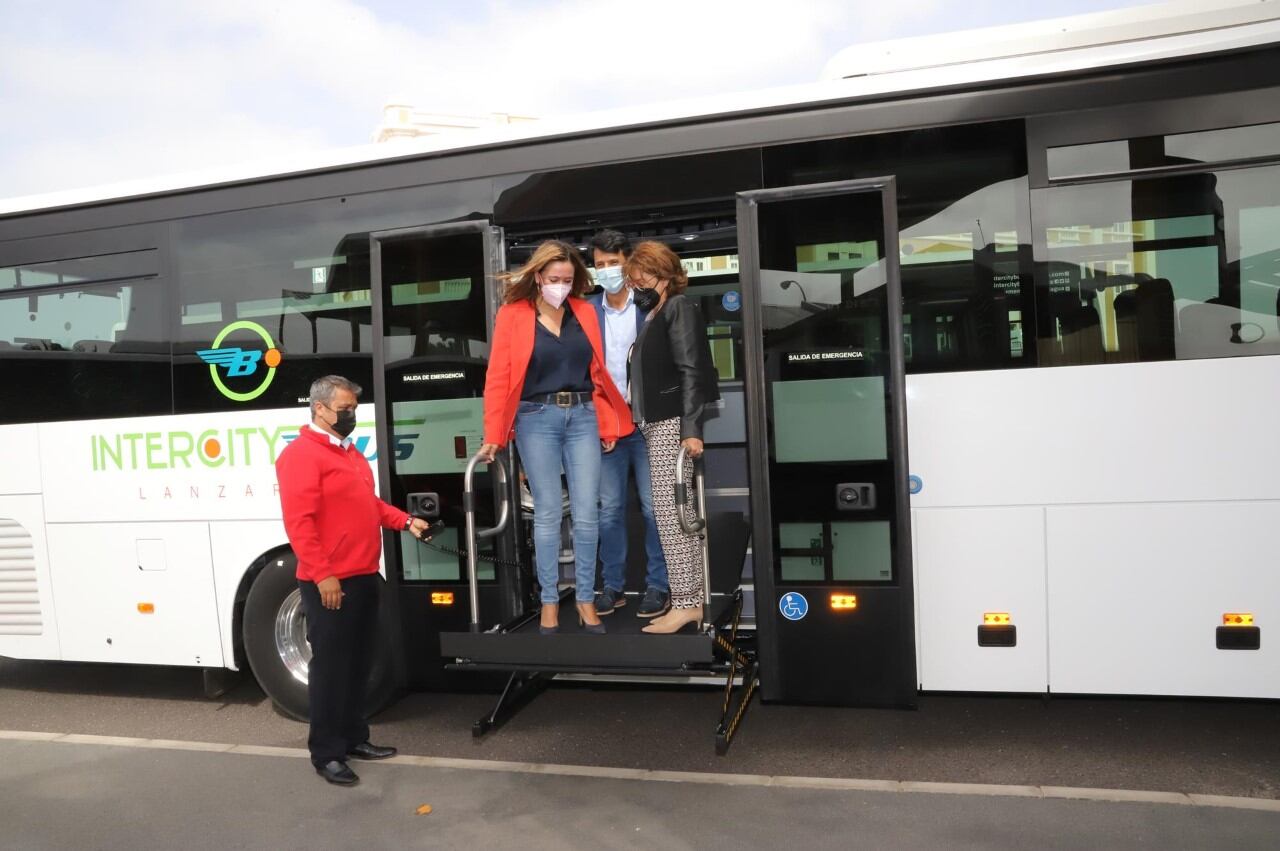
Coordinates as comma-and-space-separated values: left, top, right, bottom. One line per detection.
2, 655, 1279, 800
5, 736, 1280, 851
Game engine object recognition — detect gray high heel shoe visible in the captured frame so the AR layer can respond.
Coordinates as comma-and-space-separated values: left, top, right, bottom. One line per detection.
578, 618, 606, 634
576, 604, 606, 634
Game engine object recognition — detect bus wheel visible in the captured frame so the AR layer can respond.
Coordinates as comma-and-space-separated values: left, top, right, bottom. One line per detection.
242, 554, 396, 722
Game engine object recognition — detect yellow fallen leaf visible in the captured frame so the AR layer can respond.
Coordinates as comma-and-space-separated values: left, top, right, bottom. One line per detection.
416, 804, 433, 816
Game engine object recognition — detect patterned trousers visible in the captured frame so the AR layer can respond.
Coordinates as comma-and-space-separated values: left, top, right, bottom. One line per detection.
640, 416, 704, 609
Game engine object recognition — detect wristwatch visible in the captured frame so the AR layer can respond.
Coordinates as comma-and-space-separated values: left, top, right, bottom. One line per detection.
403, 517, 413, 532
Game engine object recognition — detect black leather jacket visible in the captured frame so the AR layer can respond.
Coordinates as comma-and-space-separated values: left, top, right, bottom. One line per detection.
628, 293, 720, 440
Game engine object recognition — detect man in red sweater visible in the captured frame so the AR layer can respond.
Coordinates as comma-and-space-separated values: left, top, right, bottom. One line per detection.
276, 374, 431, 786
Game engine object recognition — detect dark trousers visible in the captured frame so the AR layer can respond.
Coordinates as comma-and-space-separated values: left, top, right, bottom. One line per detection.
297, 572, 379, 766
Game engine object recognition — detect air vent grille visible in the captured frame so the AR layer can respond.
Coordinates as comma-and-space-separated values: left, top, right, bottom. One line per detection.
0, 519, 42, 636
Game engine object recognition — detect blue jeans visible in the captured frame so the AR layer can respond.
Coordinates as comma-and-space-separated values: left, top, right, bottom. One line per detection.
599, 428, 669, 594
514, 400, 602, 604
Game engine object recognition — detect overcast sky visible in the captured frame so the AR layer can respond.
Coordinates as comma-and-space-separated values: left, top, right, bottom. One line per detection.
1, 0, 1157, 200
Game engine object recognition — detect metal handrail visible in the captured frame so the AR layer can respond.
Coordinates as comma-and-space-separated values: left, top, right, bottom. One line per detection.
463, 450, 510, 630
674, 444, 706, 534
674, 443, 713, 619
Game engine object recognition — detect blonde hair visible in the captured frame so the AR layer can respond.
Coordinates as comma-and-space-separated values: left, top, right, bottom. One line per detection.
623, 241, 689, 295
500, 240, 592, 304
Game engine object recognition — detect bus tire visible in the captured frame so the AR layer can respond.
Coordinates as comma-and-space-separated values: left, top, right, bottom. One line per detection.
242, 553, 396, 723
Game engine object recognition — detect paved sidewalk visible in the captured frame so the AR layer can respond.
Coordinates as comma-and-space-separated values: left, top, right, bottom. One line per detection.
3, 735, 1279, 851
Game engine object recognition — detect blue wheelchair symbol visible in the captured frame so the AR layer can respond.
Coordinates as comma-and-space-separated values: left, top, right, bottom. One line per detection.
779, 592, 809, 621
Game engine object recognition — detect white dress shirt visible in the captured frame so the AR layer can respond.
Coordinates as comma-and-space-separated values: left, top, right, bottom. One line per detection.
601, 288, 638, 401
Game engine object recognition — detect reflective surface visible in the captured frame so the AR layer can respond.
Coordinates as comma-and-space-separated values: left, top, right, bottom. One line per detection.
1048, 121, 1280, 179
754, 191, 899, 586
764, 121, 1032, 374
376, 227, 497, 585
0, 280, 170, 423
0, 249, 158, 291
172, 182, 493, 413
1034, 164, 1280, 364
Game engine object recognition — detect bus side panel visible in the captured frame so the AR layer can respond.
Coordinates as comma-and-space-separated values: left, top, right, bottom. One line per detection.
0, 494, 62, 661
0, 423, 42, 496
908, 358, 1280, 698
45, 522, 224, 667
915, 506, 1048, 693
208, 519, 290, 672
1048, 502, 1279, 698
906, 357, 1280, 508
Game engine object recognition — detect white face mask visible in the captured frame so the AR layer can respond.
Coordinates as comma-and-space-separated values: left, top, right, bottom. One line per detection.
595, 266, 625, 294
539, 281, 571, 309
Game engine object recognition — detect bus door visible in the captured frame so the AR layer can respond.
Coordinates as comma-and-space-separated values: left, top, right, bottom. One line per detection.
737, 179, 916, 708
369, 221, 525, 690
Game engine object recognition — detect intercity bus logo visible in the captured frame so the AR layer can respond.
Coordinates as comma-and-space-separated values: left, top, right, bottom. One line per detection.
196, 320, 283, 402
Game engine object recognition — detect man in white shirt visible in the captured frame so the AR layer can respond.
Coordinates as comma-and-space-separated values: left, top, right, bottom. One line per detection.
587, 230, 670, 618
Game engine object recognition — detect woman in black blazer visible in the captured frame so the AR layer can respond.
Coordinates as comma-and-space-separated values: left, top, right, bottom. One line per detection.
624, 241, 720, 634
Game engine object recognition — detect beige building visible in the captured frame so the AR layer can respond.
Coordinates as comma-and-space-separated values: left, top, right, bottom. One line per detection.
372, 102, 537, 143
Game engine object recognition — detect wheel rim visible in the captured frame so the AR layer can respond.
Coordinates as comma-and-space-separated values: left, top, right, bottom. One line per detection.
274, 588, 311, 685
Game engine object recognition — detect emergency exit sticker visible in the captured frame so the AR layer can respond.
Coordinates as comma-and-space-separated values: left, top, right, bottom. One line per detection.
785, 350, 863, 362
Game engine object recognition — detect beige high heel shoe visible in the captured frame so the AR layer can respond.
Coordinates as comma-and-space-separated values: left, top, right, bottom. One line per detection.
641, 606, 703, 634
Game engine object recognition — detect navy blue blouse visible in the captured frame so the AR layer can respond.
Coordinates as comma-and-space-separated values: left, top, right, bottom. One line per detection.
520, 308, 594, 400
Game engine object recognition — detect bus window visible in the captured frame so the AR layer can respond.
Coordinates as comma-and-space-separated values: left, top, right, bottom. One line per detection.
763, 121, 1033, 374
170, 184, 493, 413
0, 280, 170, 424
1033, 163, 1280, 365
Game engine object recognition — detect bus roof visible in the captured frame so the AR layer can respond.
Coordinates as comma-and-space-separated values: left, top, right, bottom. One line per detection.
3, 0, 1278, 219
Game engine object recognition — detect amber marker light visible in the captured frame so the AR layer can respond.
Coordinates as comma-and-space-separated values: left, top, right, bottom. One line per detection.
830, 594, 858, 610
137, 603, 155, 614
1222, 613, 1254, 626
431, 592, 455, 606
983, 612, 1011, 625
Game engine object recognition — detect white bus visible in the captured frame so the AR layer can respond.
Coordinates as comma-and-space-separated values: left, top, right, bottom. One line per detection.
2, 1, 1278, 733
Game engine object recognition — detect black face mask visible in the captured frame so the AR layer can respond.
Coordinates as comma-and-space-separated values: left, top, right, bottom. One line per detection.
326, 406, 357, 438
632, 286, 661, 313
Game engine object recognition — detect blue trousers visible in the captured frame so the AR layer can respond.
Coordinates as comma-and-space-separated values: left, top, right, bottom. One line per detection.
514, 400, 601, 604
598, 428, 668, 594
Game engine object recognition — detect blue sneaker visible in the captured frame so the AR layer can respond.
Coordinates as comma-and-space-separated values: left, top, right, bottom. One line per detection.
636, 587, 670, 619
594, 587, 626, 616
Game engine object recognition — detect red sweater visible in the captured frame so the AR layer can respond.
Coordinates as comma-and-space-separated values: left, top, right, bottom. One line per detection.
275, 426, 410, 583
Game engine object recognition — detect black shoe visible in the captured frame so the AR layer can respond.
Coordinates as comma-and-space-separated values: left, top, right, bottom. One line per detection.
594, 587, 626, 616
315, 760, 359, 785
347, 741, 397, 761
636, 587, 671, 618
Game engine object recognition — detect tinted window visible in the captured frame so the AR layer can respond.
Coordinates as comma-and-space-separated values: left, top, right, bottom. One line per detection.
1047, 121, 1280, 180
1033, 164, 1280, 364
494, 149, 761, 225
0, 279, 171, 424
764, 121, 1032, 373
172, 183, 493, 412
0, 249, 159, 291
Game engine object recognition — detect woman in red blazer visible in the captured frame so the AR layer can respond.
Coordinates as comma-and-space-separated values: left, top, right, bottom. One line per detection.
479, 240, 633, 634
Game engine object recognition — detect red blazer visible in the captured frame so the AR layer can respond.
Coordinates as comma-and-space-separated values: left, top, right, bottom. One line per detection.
276, 427, 410, 582
483, 297, 634, 448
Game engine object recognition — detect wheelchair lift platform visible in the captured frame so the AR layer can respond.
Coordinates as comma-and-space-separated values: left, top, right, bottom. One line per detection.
440, 591, 757, 754
441, 592, 732, 671
441, 449, 758, 754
